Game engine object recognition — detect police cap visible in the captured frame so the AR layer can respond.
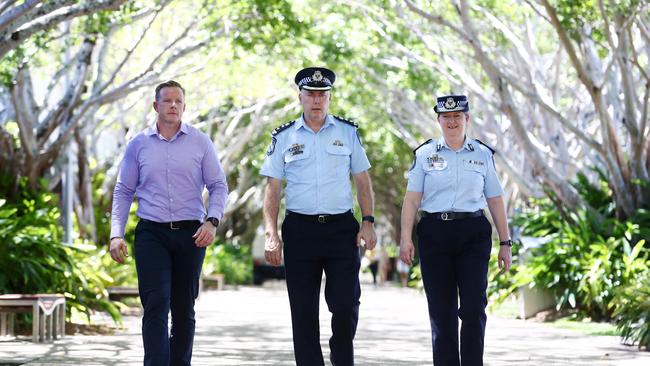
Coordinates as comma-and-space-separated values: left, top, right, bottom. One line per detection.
295, 67, 336, 91
434, 94, 469, 113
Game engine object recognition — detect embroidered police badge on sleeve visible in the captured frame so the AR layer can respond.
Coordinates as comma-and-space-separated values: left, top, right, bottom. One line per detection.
410, 139, 432, 171
266, 137, 277, 156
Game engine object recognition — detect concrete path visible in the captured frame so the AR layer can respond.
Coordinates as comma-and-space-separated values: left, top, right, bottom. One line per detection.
1, 281, 649, 365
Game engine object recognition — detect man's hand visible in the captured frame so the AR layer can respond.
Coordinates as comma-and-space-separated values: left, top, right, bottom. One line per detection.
356, 221, 377, 250
110, 237, 129, 264
498, 245, 512, 273
264, 232, 283, 266
192, 222, 216, 247
399, 239, 415, 266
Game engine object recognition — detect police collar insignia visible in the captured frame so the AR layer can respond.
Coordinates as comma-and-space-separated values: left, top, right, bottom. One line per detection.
289, 143, 305, 156
444, 97, 456, 110
332, 140, 344, 146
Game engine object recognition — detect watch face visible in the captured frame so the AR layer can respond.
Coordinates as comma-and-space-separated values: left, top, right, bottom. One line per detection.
208, 218, 219, 227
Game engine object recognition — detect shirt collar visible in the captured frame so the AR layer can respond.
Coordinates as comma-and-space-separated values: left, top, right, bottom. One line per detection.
435, 136, 474, 152
295, 114, 335, 132
146, 122, 188, 140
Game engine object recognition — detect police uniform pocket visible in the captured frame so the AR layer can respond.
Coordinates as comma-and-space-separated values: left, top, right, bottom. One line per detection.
462, 159, 486, 175
284, 147, 310, 164
326, 144, 351, 177
461, 159, 486, 198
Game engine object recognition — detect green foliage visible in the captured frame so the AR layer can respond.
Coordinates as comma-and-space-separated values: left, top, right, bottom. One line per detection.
203, 241, 252, 284
508, 169, 649, 321
614, 272, 650, 349
0, 180, 120, 323
204, 0, 308, 52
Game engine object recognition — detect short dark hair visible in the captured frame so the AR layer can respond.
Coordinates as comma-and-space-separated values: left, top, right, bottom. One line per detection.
155, 80, 185, 101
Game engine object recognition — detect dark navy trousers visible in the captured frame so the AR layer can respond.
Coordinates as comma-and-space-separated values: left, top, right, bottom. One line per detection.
134, 219, 206, 366
417, 215, 492, 366
281, 211, 361, 366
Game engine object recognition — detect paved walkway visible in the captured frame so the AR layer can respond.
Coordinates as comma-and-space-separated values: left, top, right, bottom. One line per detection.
1, 282, 649, 365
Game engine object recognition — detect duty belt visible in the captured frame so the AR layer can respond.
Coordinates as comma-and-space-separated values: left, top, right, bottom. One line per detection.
140, 218, 201, 230
421, 210, 484, 221
287, 210, 352, 224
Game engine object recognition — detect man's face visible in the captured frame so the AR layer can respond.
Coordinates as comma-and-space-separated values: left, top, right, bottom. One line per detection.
299, 89, 330, 122
153, 87, 185, 125
437, 111, 469, 139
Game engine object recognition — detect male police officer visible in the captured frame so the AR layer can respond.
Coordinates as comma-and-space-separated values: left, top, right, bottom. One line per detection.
261, 67, 377, 366
400, 94, 511, 365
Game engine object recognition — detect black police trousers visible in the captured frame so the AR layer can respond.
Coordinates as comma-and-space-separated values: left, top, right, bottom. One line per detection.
134, 219, 205, 366
281, 211, 361, 366
417, 215, 492, 366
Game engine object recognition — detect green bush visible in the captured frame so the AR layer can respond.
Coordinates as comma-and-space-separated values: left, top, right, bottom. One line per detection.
203, 241, 252, 284
614, 273, 650, 349
0, 181, 120, 323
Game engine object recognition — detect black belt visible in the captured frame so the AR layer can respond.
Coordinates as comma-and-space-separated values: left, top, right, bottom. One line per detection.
140, 218, 201, 230
287, 210, 352, 224
422, 210, 484, 221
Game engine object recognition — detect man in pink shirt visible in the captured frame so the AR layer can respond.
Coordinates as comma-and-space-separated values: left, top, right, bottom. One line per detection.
109, 80, 228, 366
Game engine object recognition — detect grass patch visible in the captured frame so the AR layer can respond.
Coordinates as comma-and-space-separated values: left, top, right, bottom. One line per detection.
546, 317, 618, 336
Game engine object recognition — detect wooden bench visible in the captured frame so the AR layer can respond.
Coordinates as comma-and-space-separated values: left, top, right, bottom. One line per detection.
0, 294, 66, 343
201, 274, 225, 291
106, 286, 139, 301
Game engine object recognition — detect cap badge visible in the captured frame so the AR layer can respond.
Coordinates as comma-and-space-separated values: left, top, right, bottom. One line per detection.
444, 97, 456, 109
312, 70, 323, 81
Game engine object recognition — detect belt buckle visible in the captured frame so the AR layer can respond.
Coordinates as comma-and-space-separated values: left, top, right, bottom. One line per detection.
317, 215, 327, 224
441, 212, 452, 221
170, 221, 180, 230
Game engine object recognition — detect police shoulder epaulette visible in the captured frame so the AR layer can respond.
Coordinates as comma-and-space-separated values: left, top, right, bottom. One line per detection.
413, 139, 432, 155
333, 115, 358, 128
474, 139, 496, 154
271, 120, 295, 136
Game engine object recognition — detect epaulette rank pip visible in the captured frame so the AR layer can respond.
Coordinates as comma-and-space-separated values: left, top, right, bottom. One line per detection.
474, 139, 496, 154
413, 139, 433, 155
333, 115, 358, 128
271, 120, 296, 136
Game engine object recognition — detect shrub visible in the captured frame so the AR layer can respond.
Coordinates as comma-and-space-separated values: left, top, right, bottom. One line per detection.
203, 241, 252, 284
614, 272, 650, 349
0, 180, 120, 323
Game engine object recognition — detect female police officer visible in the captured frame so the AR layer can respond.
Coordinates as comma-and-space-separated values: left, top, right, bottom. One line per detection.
399, 94, 512, 366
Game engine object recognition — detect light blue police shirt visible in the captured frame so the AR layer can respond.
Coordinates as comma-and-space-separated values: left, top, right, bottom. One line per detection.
260, 114, 371, 215
407, 137, 504, 213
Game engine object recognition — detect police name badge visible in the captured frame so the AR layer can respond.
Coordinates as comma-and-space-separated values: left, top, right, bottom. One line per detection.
289, 143, 305, 156
427, 154, 447, 170
332, 140, 344, 146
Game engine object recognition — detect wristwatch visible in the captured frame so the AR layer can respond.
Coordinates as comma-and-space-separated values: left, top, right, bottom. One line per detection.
499, 239, 513, 247
206, 217, 219, 228
362, 215, 375, 223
